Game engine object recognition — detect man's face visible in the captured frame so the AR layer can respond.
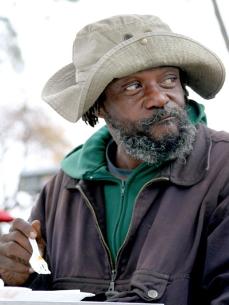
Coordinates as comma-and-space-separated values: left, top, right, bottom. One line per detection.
100, 67, 197, 164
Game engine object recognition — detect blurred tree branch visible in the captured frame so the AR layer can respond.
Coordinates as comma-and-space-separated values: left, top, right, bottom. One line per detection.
211, 0, 229, 53
0, 104, 71, 164
0, 16, 24, 72
0, 104, 71, 209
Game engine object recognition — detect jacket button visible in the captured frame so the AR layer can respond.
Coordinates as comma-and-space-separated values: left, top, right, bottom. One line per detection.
147, 289, 158, 299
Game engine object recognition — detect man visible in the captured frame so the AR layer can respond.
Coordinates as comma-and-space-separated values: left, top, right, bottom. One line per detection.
0, 14, 228, 304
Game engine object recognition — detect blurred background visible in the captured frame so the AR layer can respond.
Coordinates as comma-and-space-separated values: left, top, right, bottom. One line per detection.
0, 0, 228, 231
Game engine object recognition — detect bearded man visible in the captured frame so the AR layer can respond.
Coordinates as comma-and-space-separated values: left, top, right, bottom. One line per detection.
0, 15, 228, 305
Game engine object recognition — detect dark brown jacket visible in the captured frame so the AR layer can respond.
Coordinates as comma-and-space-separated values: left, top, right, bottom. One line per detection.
29, 125, 229, 304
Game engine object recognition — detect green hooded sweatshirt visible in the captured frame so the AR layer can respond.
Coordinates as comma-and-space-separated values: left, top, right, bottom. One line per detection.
61, 100, 207, 262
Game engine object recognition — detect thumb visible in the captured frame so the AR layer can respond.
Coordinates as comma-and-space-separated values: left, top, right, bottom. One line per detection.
31, 220, 42, 238
31, 220, 45, 255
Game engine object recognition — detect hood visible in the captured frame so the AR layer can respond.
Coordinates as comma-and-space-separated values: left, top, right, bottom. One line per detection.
61, 126, 111, 179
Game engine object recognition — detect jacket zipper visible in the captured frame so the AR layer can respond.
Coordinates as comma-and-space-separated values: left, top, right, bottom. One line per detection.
76, 176, 169, 295
106, 269, 117, 297
106, 180, 126, 296
75, 184, 114, 269
113, 180, 126, 247
75, 184, 118, 295
121, 180, 125, 196
114, 176, 169, 268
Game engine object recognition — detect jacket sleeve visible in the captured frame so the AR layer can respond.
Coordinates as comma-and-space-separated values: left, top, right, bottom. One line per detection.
201, 191, 229, 304
25, 173, 62, 290
29, 186, 47, 234
29, 170, 66, 239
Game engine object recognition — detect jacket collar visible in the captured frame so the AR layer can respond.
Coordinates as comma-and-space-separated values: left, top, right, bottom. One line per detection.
161, 124, 212, 186
65, 124, 212, 189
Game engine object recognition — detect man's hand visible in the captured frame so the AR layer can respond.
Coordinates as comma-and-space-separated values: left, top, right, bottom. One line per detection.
0, 218, 45, 286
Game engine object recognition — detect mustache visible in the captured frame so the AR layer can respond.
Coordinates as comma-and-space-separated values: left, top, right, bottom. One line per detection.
139, 102, 185, 127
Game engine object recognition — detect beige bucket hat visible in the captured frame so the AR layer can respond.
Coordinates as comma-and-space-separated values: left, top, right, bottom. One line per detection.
42, 14, 225, 123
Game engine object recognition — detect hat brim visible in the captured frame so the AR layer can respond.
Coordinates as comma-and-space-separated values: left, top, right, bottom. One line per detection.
42, 32, 225, 122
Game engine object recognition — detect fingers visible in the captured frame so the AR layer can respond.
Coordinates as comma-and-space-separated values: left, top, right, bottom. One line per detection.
8, 218, 40, 254
0, 235, 31, 285
3, 219, 32, 252
10, 218, 39, 239
0, 254, 31, 273
0, 218, 43, 286
0, 268, 31, 286
0, 230, 33, 257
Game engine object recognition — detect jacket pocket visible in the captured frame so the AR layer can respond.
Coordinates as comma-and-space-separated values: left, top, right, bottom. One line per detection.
130, 269, 169, 301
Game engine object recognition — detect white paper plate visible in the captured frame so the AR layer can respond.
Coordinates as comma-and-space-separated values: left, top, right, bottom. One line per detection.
0, 288, 94, 302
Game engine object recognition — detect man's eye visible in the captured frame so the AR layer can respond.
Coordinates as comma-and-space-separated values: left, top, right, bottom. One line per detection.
126, 82, 142, 91
163, 76, 177, 87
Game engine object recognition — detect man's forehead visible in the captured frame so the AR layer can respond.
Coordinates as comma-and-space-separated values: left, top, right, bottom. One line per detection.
130, 66, 180, 76
109, 66, 180, 85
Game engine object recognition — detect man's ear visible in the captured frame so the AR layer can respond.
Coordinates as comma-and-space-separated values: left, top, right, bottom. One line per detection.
97, 104, 105, 118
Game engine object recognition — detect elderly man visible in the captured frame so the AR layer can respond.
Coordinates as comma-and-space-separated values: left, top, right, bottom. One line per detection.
0, 15, 228, 304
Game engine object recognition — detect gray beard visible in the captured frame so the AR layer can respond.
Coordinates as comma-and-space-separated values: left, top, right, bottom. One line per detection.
104, 101, 197, 165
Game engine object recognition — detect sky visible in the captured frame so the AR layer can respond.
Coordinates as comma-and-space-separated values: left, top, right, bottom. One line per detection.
0, 0, 229, 201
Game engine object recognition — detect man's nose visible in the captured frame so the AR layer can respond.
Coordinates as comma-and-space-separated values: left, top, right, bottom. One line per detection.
143, 87, 168, 109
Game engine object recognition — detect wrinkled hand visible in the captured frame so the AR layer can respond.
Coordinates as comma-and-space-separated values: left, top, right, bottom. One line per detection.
0, 218, 45, 286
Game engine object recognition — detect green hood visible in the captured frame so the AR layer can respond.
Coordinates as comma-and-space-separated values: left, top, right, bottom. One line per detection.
61, 99, 207, 178
61, 125, 111, 179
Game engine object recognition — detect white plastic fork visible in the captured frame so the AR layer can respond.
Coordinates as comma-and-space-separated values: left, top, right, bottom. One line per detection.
28, 238, 51, 275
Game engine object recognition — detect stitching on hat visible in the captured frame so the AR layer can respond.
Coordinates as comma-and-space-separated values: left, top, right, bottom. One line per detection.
78, 20, 155, 36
